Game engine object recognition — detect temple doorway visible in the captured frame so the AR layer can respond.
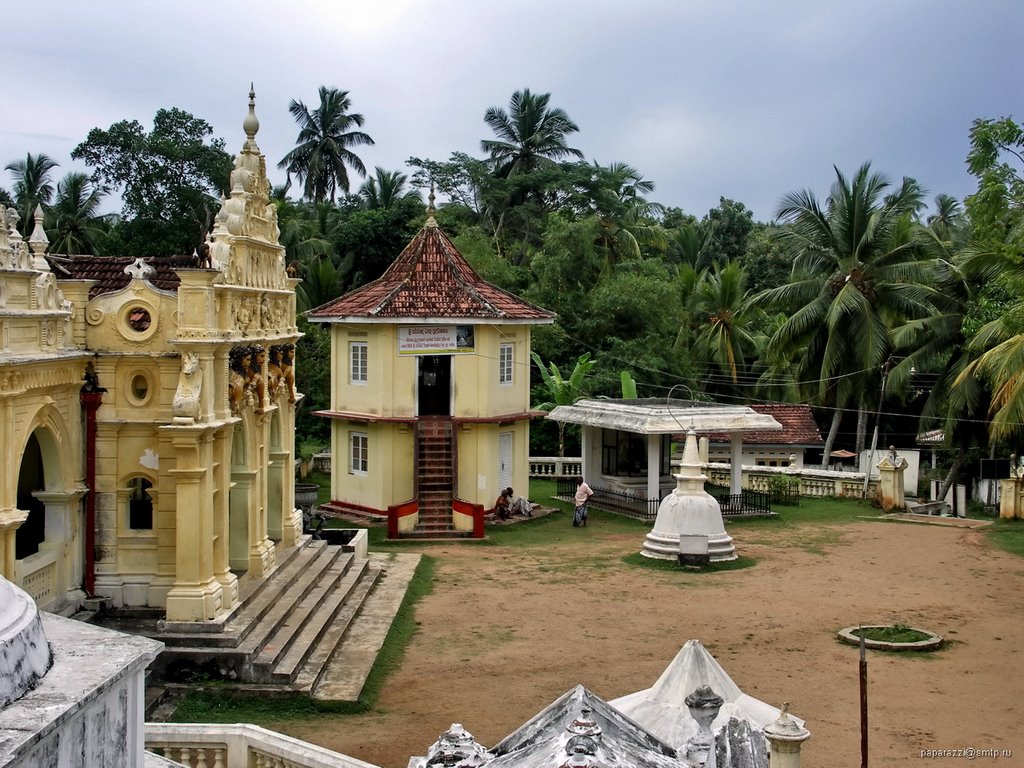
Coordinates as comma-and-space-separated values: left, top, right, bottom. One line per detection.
417, 355, 452, 417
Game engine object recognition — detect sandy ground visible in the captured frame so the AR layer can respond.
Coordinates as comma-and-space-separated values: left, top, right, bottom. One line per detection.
270, 511, 1024, 768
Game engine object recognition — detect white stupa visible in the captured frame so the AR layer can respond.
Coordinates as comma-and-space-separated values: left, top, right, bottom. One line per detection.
610, 639, 800, 753
641, 428, 736, 561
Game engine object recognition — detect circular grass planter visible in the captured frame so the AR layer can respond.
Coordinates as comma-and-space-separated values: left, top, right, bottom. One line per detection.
838, 625, 943, 652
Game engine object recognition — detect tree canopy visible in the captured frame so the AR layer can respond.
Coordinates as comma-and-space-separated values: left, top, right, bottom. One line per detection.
72, 107, 232, 255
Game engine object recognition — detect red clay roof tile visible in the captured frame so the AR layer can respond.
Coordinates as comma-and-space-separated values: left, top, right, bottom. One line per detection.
701, 403, 823, 445
306, 222, 555, 322
47, 255, 182, 299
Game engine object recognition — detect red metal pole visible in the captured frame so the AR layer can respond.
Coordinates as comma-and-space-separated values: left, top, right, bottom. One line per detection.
80, 389, 103, 597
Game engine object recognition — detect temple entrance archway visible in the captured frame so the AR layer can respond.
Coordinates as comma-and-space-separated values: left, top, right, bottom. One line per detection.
16, 433, 47, 560
13, 424, 81, 610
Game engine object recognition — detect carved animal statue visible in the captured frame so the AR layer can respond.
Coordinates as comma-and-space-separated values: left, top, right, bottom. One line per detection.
196, 241, 213, 269
172, 352, 203, 422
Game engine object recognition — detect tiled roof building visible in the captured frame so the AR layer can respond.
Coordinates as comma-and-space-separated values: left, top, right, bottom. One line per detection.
307, 213, 554, 323
701, 403, 823, 446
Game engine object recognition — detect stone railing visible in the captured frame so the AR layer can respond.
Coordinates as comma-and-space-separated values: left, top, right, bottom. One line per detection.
146, 723, 381, 768
706, 463, 879, 499
528, 457, 583, 478
535, 457, 880, 498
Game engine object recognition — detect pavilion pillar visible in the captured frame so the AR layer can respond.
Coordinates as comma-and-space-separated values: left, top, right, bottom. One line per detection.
647, 433, 661, 503
764, 704, 810, 768
730, 433, 743, 495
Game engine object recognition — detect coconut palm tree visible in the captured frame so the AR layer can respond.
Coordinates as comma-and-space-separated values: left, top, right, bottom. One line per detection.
758, 163, 940, 466
45, 172, 108, 254
692, 262, 763, 388
481, 89, 584, 178
278, 87, 374, 203
927, 193, 966, 246
359, 167, 416, 210
5, 153, 59, 235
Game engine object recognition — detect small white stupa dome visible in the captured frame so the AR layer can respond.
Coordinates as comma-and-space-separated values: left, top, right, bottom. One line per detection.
641, 428, 736, 561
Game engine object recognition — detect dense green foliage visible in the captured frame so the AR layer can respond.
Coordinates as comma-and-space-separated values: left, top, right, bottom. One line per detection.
9, 89, 1024, 495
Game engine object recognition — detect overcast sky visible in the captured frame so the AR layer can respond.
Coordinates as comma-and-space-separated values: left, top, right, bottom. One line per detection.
6, 0, 1023, 222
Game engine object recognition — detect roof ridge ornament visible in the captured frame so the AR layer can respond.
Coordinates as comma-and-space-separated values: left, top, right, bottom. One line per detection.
124, 257, 155, 281
425, 183, 437, 228
28, 204, 50, 270
243, 83, 260, 149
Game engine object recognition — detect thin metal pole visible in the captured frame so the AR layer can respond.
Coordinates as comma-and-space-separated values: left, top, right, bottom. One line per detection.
860, 632, 869, 768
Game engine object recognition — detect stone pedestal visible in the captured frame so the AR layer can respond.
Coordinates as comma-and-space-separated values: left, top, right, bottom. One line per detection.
876, 450, 908, 512
764, 703, 810, 768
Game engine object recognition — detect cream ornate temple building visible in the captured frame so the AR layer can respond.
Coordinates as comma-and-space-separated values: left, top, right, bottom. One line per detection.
0, 91, 303, 622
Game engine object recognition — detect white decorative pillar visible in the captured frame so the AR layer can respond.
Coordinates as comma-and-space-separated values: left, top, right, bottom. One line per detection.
730, 432, 743, 496
764, 703, 810, 768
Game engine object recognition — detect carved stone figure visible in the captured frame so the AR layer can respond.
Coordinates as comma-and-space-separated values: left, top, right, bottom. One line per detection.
280, 343, 296, 403
229, 346, 252, 415
249, 344, 266, 412
267, 345, 285, 397
172, 352, 203, 422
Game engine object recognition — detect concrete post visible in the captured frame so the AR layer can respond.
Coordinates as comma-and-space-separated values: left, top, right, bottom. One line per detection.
875, 448, 907, 512
1001, 456, 1024, 520
764, 703, 810, 768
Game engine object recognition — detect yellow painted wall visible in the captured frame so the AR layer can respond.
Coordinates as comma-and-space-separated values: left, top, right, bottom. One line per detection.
330, 421, 415, 511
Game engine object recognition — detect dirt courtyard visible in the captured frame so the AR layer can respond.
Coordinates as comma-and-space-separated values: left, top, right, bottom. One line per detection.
271, 510, 1023, 767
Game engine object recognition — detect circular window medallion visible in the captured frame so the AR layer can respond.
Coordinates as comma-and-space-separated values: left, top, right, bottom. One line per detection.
126, 372, 152, 406
118, 302, 159, 342
127, 307, 152, 332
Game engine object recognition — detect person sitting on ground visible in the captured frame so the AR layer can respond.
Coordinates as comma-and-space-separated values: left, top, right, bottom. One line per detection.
573, 477, 593, 527
505, 487, 533, 517
494, 487, 512, 520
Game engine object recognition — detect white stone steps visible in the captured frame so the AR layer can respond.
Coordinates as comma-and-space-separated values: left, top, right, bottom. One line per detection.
157, 538, 330, 649
285, 561, 380, 691
311, 553, 419, 701
233, 548, 351, 659
251, 556, 366, 682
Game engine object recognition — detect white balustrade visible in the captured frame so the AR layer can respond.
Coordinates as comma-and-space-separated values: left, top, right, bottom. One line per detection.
146, 723, 381, 768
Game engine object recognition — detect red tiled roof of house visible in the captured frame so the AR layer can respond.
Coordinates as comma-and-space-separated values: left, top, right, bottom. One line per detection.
47, 255, 182, 299
306, 220, 555, 322
701, 403, 824, 445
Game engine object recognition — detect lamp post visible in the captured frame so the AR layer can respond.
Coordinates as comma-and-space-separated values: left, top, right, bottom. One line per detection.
862, 358, 892, 499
